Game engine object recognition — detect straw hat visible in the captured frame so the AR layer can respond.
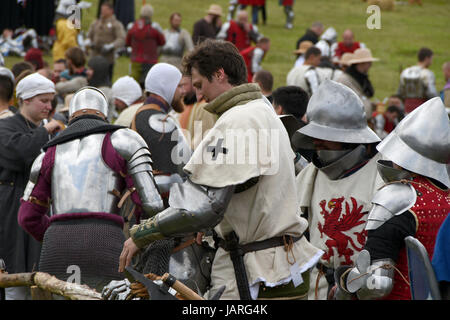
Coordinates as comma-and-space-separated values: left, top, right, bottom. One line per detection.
347, 48, 379, 65
293, 40, 313, 55
206, 4, 223, 17
339, 52, 354, 66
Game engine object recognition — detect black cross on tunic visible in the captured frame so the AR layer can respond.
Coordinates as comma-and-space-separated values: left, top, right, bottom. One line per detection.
207, 138, 228, 160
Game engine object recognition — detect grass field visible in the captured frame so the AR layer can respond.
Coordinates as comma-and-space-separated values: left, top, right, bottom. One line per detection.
5, 0, 450, 102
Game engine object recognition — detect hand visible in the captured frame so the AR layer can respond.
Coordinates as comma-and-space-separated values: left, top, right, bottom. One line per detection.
119, 238, 140, 273
101, 279, 131, 300
44, 119, 62, 134
102, 43, 115, 53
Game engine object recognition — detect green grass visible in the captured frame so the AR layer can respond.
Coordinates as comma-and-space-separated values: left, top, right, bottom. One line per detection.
5, 0, 450, 101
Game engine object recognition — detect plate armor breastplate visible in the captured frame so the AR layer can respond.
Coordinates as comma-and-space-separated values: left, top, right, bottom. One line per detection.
51, 133, 123, 215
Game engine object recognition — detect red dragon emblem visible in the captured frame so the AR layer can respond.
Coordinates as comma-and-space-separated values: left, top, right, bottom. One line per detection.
317, 197, 368, 265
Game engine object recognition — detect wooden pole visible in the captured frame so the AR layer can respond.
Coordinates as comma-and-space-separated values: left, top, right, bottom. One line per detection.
161, 273, 204, 300
0, 271, 102, 300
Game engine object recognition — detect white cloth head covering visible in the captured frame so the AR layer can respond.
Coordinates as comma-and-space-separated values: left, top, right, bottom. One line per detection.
16, 73, 55, 100
112, 75, 142, 106
0, 67, 15, 83
144, 63, 182, 105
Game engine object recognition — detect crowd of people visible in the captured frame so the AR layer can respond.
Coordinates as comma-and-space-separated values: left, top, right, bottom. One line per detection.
0, 0, 449, 302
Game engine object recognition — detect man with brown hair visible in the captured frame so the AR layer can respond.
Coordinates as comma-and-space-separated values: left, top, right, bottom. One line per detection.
118, 39, 322, 300
160, 12, 194, 70
397, 47, 438, 114
287, 46, 322, 97
55, 47, 88, 96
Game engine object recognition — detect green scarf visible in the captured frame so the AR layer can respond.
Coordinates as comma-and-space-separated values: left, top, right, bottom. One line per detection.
204, 83, 262, 117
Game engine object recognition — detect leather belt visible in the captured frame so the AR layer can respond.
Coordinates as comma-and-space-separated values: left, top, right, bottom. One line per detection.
218, 234, 303, 255
217, 232, 303, 300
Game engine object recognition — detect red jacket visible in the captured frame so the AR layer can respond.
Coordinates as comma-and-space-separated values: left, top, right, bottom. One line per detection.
226, 20, 254, 52
335, 42, 361, 58
126, 19, 165, 64
241, 46, 256, 82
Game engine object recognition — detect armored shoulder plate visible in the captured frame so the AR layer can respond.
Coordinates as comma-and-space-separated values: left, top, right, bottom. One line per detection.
30, 152, 45, 183
110, 128, 150, 161
23, 152, 45, 201
365, 182, 417, 231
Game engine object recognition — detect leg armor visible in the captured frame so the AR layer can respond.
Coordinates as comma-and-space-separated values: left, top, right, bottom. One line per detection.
284, 6, 294, 29
227, 0, 239, 21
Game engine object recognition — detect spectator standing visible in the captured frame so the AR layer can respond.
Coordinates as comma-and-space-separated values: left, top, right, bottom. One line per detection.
337, 48, 379, 119
334, 29, 365, 59
240, 37, 270, 82
315, 27, 338, 59
192, 4, 223, 45
0, 73, 61, 300
87, 1, 126, 80
295, 21, 324, 49
126, 4, 165, 88
52, 0, 79, 62
217, 9, 262, 51
287, 46, 322, 97
280, 0, 295, 29
396, 47, 437, 114
160, 13, 194, 70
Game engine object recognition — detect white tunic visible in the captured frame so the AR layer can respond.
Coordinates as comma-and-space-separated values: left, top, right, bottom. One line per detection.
184, 97, 323, 299
296, 153, 384, 299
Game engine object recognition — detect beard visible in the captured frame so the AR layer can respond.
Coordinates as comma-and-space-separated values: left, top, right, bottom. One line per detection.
183, 92, 197, 106
171, 95, 185, 113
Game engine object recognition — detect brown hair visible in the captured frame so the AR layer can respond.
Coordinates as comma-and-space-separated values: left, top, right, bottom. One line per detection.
182, 39, 247, 86
417, 47, 433, 62
304, 46, 321, 60
65, 47, 86, 68
253, 70, 273, 92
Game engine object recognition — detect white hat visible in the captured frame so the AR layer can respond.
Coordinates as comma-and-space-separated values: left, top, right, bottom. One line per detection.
16, 73, 55, 100
144, 63, 182, 105
112, 76, 142, 106
0, 67, 15, 83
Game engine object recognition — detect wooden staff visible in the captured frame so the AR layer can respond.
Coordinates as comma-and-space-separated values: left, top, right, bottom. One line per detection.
161, 273, 204, 300
0, 271, 101, 300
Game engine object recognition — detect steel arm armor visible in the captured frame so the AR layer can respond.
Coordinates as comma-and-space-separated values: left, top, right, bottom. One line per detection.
23, 152, 45, 201
130, 178, 235, 249
110, 128, 164, 216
